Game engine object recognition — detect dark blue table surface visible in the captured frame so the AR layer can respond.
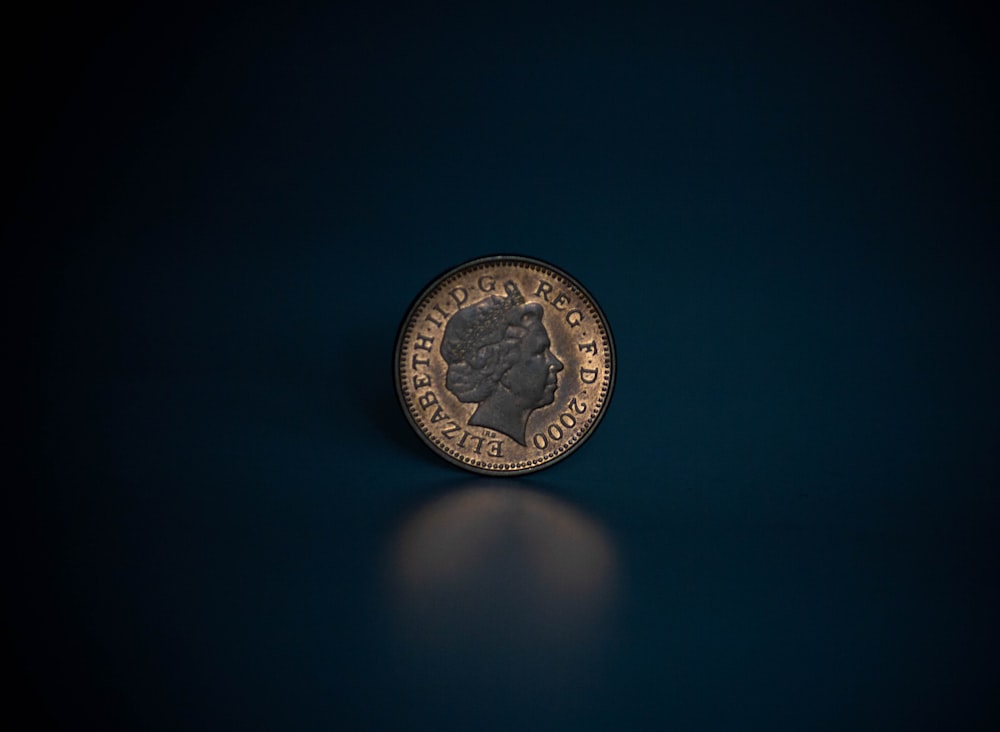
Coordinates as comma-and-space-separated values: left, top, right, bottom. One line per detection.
9, 3, 998, 730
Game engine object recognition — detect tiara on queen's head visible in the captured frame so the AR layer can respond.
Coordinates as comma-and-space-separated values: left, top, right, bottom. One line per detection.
452, 280, 527, 359
500, 280, 525, 307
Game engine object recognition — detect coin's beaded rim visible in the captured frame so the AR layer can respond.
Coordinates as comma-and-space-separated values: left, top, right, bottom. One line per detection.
395, 255, 616, 476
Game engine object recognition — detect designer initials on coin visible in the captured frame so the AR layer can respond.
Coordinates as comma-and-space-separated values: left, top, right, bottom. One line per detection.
394, 255, 616, 475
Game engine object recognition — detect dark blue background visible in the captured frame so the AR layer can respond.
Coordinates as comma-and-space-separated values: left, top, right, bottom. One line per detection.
9, 2, 998, 730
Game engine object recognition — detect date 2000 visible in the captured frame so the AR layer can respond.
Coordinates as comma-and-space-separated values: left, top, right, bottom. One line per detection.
532, 397, 587, 450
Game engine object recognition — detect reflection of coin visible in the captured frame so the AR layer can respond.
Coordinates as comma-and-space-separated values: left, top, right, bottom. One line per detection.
394, 255, 616, 475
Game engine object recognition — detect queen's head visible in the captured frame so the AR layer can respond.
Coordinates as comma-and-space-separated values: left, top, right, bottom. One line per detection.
440, 281, 563, 446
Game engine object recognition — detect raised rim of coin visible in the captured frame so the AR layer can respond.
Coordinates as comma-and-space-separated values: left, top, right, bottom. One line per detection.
393, 254, 616, 475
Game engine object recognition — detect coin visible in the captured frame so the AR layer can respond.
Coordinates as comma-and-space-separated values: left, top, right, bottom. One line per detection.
394, 255, 616, 475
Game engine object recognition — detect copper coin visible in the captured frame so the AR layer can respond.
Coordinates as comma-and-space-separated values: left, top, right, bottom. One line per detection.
394, 255, 616, 475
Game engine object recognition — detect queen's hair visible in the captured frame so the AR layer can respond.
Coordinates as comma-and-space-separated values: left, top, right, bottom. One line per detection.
440, 297, 543, 403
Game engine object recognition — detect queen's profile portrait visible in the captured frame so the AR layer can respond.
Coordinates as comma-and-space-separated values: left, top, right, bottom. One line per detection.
440, 281, 564, 446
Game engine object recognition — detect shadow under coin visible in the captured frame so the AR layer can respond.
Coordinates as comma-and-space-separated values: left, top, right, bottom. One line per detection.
385, 482, 618, 702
